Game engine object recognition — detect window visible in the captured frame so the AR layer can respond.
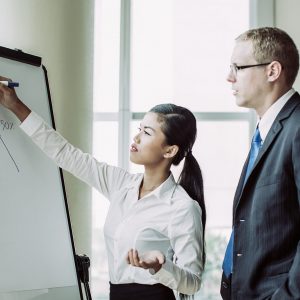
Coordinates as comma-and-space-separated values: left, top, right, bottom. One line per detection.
92, 0, 251, 299
92, 0, 120, 298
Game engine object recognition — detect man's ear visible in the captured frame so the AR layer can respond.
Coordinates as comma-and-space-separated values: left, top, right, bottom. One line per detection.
163, 145, 179, 159
267, 61, 282, 82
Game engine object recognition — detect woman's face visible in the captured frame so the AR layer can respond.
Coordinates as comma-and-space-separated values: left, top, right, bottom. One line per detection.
130, 112, 169, 166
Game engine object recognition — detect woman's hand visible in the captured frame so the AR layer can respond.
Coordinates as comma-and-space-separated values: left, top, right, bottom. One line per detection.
126, 249, 165, 273
0, 76, 31, 121
0, 76, 20, 109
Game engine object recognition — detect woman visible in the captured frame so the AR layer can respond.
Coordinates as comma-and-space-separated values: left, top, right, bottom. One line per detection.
0, 77, 206, 300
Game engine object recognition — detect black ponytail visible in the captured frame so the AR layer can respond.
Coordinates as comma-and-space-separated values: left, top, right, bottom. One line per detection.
150, 103, 206, 266
179, 152, 206, 265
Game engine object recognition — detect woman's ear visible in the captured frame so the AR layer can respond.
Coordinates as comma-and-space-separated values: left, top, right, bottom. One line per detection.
163, 145, 179, 159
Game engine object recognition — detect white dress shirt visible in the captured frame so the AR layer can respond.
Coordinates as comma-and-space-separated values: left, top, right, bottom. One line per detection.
258, 88, 295, 141
20, 112, 204, 295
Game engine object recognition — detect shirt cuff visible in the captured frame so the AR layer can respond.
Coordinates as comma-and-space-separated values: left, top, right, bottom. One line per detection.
19, 111, 44, 136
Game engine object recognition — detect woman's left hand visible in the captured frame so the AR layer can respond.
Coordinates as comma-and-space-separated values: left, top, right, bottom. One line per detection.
126, 249, 165, 273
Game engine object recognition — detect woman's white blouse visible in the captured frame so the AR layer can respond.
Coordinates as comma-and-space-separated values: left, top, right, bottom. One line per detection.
20, 111, 204, 295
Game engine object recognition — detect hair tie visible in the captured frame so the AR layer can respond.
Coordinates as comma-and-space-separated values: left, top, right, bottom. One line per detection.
185, 149, 192, 157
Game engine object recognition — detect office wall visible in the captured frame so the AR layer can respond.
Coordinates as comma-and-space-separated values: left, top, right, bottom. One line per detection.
275, 0, 300, 90
0, 0, 94, 256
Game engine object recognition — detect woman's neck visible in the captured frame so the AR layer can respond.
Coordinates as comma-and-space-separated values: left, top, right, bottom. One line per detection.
138, 169, 170, 199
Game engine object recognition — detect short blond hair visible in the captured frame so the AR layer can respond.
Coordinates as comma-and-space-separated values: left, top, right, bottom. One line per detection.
236, 27, 299, 86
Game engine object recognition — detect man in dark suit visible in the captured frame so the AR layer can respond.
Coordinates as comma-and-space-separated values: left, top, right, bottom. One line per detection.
220, 27, 300, 299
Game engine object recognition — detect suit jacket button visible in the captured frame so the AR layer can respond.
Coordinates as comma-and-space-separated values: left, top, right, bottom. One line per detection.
222, 281, 229, 289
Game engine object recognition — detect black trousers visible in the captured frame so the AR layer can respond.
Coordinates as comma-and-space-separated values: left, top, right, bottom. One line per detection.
110, 282, 176, 300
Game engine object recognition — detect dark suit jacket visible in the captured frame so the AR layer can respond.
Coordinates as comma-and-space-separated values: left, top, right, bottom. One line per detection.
221, 92, 300, 300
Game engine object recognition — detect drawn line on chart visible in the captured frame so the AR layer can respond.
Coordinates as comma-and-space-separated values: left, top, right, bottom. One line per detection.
0, 134, 20, 172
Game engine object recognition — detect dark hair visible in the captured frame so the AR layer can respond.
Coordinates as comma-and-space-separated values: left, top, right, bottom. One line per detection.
236, 27, 299, 87
150, 103, 206, 266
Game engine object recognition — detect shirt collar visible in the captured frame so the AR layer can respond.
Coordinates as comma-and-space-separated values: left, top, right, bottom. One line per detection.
138, 173, 177, 204
258, 88, 295, 141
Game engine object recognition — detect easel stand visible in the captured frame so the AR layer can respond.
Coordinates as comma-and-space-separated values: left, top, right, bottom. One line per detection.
76, 254, 93, 300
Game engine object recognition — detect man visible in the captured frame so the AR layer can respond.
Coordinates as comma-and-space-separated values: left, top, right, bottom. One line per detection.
221, 27, 300, 299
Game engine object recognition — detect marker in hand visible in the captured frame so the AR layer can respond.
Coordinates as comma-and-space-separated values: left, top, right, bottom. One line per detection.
0, 81, 19, 88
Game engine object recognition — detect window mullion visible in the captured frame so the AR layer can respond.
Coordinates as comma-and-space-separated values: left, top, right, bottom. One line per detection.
250, 0, 275, 28
118, 0, 131, 169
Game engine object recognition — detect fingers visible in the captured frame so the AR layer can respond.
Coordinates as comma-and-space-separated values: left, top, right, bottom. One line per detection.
0, 76, 20, 108
156, 252, 165, 264
126, 249, 165, 273
0, 84, 18, 106
139, 257, 159, 268
0, 76, 11, 81
0, 77, 12, 89
127, 249, 141, 267
140, 250, 165, 264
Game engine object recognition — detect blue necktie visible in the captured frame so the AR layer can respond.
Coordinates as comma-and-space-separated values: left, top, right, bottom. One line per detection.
222, 127, 262, 277
244, 127, 262, 182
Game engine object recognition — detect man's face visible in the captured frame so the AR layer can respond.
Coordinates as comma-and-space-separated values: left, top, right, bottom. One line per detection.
227, 40, 269, 112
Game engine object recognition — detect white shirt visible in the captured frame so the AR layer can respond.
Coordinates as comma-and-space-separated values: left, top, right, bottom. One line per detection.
258, 88, 295, 141
20, 112, 204, 295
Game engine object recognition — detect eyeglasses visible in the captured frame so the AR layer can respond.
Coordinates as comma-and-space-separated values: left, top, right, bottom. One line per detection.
230, 62, 271, 77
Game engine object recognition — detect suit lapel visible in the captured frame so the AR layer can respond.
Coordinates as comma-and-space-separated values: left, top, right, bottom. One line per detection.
233, 93, 300, 213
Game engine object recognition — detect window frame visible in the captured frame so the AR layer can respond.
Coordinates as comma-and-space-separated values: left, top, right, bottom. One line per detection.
91, 0, 275, 298
94, 0, 276, 169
